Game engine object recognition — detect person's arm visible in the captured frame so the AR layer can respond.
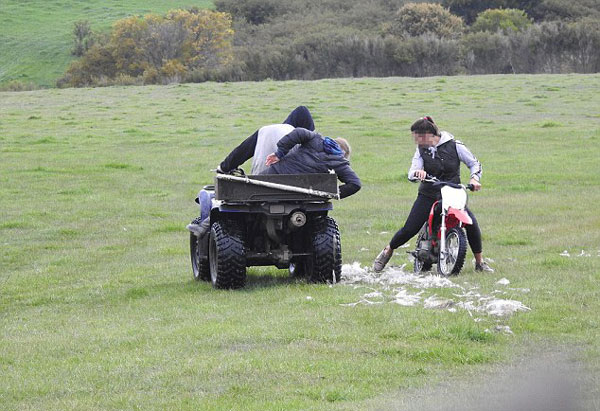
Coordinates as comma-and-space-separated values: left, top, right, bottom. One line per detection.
219, 130, 258, 172
334, 164, 362, 199
274, 128, 317, 159
456, 141, 482, 190
408, 148, 424, 181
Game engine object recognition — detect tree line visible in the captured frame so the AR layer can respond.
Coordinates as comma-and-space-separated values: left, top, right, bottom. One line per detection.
59, 0, 600, 87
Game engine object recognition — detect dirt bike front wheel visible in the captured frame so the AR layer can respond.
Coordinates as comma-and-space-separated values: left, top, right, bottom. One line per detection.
437, 227, 467, 276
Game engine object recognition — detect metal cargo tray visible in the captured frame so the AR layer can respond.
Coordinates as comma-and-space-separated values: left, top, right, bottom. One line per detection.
215, 173, 338, 202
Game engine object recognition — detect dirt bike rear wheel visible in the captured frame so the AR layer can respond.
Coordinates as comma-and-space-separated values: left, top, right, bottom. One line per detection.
413, 224, 432, 273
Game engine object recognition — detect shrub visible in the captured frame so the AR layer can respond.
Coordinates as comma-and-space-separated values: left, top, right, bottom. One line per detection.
390, 34, 462, 76
442, 0, 509, 24
71, 20, 94, 57
471, 8, 532, 33
508, 19, 600, 73
0, 81, 40, 92
215, 0, 290, 24
390, 3, 465, 39
59, 9, 234, 87
462, 31, 513, 73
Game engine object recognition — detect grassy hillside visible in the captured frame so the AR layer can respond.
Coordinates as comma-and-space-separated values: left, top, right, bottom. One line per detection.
1, 74, 600, 409
0, 0, 213, 88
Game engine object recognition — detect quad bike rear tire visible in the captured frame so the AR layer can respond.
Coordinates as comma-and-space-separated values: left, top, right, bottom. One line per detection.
437, 227, 467, 276
209, 220, 247, 289
308, 216, 341, 284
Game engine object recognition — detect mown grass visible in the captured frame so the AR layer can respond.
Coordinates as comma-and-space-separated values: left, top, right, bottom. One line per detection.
1, 74, 600, 409
0, 0, 213, 88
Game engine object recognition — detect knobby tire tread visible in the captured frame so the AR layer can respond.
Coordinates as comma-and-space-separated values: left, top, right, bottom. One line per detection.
211, 220, 246, 289
309, 216, 341, 284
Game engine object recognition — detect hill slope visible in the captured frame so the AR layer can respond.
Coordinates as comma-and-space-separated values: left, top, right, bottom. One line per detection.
0, 0, 213, 87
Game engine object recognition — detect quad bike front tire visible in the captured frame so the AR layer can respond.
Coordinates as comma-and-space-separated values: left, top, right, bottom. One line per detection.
209, 220, 246, 289
190, 232, 210, 281
437, 227, 467, 276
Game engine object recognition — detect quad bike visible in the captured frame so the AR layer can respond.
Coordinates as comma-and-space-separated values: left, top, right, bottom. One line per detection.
189, 169, 342, 289
411, 177, 474, 276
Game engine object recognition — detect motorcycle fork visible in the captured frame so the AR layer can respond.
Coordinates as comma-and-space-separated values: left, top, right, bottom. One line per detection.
439, 210, 447, 264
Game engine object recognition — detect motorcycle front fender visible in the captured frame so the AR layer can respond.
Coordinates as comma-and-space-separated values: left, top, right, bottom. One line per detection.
447, 207, 472, 226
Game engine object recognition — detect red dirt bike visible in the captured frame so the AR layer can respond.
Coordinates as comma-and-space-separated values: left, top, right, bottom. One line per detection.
411, 177, 475, 276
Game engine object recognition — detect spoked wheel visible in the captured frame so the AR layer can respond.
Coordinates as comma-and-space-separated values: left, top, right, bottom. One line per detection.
190, 232, 210, 281
413, 224, 432, 274
209, 220, 247, 289
437, 227, 467, 276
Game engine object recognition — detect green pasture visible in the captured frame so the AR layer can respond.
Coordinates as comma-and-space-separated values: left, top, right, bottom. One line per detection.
0, 0, 213, 88
1, 74, 600, 409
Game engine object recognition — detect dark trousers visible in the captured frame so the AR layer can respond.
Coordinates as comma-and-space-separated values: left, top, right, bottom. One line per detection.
389, 194, 482, 254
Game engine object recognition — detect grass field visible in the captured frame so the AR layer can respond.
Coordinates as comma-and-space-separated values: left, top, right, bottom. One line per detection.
0, 0, 213, 88
1, 74, 600, 409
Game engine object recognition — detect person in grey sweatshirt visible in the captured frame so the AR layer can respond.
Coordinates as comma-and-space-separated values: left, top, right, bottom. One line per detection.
218, 106, 315, 175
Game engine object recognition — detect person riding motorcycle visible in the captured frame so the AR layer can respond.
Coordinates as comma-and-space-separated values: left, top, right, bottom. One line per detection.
373, 116, 493, 273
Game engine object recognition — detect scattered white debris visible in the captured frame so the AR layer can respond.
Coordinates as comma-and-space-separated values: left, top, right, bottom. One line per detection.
456, 301, 477, 312
379, 231, 389, 235
494, 325, 514, 334
359, 247, 369, 252
398, 243, 410, 248
424, 296, 455, 309
482, 299, 530, 317
306, 296, 313, 301
339, 263, 531, 322
391, 289, 422, 306
559, 250, 570, 257
340, 298, 384, 307
577, 250, 591, 257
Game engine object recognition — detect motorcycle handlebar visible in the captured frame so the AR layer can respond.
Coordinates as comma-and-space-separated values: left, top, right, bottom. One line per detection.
423, 175, 474, 191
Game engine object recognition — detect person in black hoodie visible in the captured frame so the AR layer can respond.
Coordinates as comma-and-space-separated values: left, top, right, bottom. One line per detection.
372, 116, 493, 273
263, 128, 361, 199
218, 106, 315, 174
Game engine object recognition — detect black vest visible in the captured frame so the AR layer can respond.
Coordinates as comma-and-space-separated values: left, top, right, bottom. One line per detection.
418, 139, 460, 199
